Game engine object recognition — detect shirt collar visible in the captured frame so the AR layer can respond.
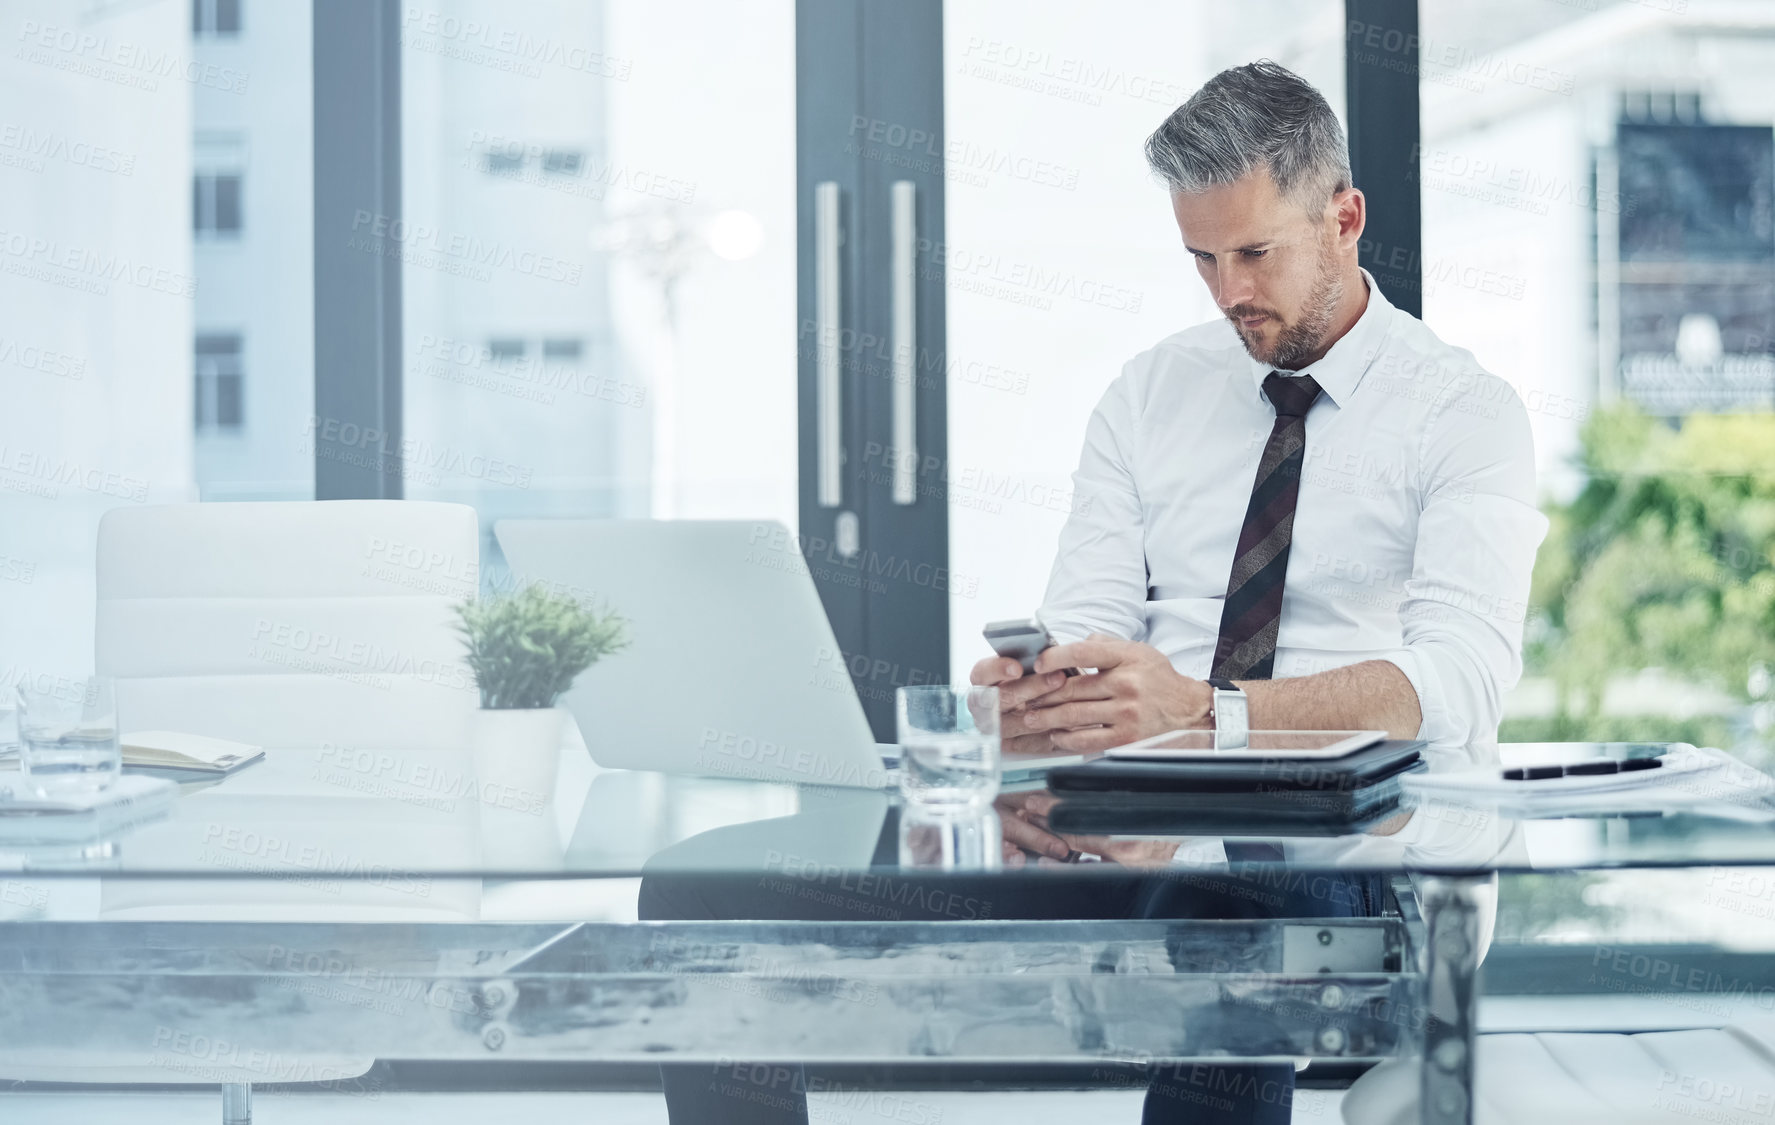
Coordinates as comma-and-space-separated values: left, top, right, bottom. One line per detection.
1245, 268, 1394, 409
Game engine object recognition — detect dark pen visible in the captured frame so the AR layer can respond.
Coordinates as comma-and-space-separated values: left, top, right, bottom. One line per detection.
1502, 757, 1662, 781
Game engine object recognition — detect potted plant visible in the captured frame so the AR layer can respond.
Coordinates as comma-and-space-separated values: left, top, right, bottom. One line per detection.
455, 584, 629, 797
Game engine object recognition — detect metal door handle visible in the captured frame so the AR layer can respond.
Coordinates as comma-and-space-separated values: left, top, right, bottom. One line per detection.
890, 180, 917, 505
815, 181, 843, 508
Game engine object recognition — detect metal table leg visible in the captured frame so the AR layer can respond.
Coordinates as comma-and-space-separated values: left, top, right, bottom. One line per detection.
222, 1081, 251, 1125
1417, 875, 1483, 1125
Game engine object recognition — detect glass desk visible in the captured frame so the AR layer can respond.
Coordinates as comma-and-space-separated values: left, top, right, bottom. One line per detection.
1, 741, 1772, 1125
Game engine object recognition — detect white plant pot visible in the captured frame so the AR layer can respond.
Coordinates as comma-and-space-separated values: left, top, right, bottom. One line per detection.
469, 706, 567, 804
470, 706, 568, 871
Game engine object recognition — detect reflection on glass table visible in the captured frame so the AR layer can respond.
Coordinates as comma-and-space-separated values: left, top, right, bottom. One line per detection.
0, 741, 1770, 878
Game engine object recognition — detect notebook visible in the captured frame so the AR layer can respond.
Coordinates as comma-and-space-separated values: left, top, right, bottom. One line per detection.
121, 731, 264, 775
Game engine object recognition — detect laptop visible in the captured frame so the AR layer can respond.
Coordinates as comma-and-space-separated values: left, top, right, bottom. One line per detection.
495, 519, 900, 789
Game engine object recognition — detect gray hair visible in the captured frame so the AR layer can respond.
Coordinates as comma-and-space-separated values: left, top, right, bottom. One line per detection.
1144, 60, 1351, 211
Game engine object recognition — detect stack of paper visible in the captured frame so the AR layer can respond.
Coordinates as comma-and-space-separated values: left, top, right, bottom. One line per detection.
0, 774, 178, 843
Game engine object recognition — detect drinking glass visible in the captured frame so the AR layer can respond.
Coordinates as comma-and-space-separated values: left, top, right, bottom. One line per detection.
895, 685, 1000, 810
899, 803, 1002, 871
16, 676, 121, 799
0, 693, 17, 759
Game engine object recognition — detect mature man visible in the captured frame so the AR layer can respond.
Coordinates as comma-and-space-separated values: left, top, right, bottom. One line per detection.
650, 60, 1543, 1125
963, 58, 1545, 1123
977, 59, 1544, 781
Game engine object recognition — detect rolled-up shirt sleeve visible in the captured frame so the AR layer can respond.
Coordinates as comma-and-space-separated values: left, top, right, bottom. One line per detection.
1038, 364, 1150, 645
1374, 373, 1549, 747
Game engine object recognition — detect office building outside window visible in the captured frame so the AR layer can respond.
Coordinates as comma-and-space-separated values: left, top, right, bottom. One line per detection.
193, 334, 245, 432
192, 172, 243, 238
192, 0, 242, 38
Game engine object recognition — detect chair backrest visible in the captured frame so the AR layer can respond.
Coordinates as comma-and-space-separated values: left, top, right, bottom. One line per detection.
96, 500, 482, 754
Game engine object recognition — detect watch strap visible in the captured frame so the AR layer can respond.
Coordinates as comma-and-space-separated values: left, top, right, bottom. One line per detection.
1208, 677, 1240, 693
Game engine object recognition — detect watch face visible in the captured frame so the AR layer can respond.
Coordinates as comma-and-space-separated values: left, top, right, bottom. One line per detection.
1214, 689, 1249, 749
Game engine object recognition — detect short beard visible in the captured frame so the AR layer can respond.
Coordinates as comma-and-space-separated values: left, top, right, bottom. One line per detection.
1232, 242, 1343, 371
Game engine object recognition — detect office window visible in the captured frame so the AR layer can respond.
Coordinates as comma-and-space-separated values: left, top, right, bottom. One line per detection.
485, 151, 525, 175
541, 149, 584, 175
195, 334, 245, 432
193, 0, 242, 37
193, 172, 243, 237
487, 338, 527, 360
1416, 0, 1775, 948
542, 338, 583, 362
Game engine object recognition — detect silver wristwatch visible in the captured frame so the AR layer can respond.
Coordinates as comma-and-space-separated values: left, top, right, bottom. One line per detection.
1209, 677, 1249, 750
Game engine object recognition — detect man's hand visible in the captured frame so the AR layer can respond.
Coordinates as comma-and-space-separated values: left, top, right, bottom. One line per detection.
1005, 635, 1212, 752
968, 654, 1073, 755
993, 792, 1182, 868
995, 791, 1072, 866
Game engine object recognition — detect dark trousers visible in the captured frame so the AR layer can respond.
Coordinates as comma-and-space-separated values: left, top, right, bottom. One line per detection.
640, 862, 1375, 1125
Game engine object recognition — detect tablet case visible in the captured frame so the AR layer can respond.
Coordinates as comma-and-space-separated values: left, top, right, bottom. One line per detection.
1045, 738, 1426, 795
1047, 767, 1423, 836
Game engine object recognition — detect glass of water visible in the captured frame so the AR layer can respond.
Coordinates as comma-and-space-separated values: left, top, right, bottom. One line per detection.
896, 685, 1000, 810
16, 676, 121, 799
0, 692, 17, 760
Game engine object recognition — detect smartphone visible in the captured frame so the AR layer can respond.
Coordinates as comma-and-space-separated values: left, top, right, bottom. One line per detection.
982, 615, 1080, 677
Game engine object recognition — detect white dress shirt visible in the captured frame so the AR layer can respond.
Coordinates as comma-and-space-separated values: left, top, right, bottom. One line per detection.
1039, 270, 1548, 748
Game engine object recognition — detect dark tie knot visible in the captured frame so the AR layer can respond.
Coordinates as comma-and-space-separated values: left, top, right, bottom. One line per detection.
1263, 372, 1322, 419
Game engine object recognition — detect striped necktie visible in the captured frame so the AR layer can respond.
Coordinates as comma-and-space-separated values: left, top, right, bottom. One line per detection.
1211, 371, 1322, 681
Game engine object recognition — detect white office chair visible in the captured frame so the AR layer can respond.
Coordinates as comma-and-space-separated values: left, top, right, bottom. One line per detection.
0, 501, 485, 1119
